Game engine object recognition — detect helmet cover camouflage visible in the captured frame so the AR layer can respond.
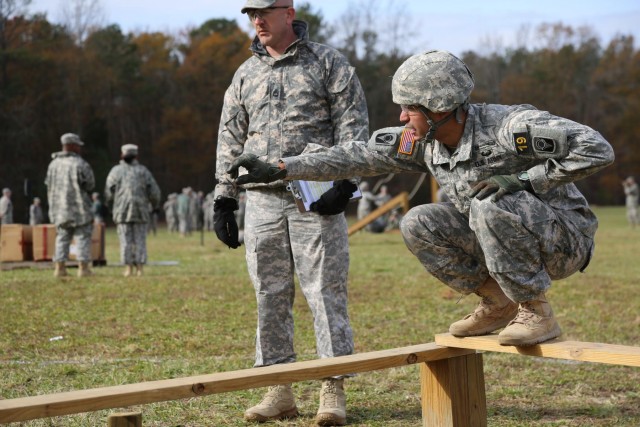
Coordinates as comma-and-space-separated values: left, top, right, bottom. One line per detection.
392, 50, 474, 113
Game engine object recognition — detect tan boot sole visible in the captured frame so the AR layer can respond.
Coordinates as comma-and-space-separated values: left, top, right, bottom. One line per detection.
498, 322, 562, 346
316, 412, 346, 426
244, 407, 298, 422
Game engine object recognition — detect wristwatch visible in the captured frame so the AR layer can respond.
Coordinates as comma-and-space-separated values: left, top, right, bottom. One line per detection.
517, 171, 533, 192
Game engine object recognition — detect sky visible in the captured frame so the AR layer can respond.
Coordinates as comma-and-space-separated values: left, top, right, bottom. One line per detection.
25, 0, 640, 56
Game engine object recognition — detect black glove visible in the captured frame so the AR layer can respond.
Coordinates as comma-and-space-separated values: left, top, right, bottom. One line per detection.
213, 197, 241, 249
470, 174, 532, 201
310, 180, 358, 215
227, 154, 287, 185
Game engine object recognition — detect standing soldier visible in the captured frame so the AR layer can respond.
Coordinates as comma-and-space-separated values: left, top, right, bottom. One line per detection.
0, 188, 13, 224
91, 192, 106, 225
177, 188, 191, 237
213, 0, 369, 424
29, 197, 44, 225
163, 193, 178, 233
622, 176, 639, 228
105, 144, 161, 277
45, 133, 95, 278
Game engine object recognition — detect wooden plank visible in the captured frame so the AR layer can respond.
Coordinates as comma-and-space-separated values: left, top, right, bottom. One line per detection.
420, 353, 487, 427
435, 333, 640, 367
0, 343, 474, 423
348, 192, 410, 236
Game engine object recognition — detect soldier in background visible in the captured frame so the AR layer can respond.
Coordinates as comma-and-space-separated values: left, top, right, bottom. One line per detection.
163, 193, 178, 233
105, 144, 161, 277
177, 188, 191, 237
45, 133, 95, 278
29, 197, 44, 225
91, 192, 106, 225
0, 188, 13, 225
622, 176, 639, 228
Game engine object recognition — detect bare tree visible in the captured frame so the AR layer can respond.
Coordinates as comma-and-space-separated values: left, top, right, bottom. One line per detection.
60, 0, 105, 44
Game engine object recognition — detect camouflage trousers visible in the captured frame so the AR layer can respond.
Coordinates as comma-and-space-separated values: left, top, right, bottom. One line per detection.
400, 191, 594, 302
117, 223, 148, 265
244, 187, 354, 367
54, 222, 93, 262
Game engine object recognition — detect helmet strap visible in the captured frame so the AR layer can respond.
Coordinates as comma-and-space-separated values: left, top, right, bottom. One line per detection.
420, 107, 456, 143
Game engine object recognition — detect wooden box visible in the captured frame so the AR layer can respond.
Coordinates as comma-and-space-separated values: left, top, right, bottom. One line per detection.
32, 224, 57, 261
69, 223, 105, 261
0, 224, 33, 262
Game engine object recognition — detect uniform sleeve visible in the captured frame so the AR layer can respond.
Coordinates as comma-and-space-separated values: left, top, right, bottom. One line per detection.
214, 73, 248, 200
146, 169, 162, 208
283, 138, 423, 181
104, 168, 117, 206
503, 110, 615, 194
80, 161, 95, 193
326, 56, 369, 145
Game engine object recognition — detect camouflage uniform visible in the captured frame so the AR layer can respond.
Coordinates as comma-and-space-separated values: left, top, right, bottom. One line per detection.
45, 151, 95, 262
214, 20, 368, 367
281, 103, 614, 302
105, 158, 161, 266
164, 193, 178, 232
0, 190, 13, 224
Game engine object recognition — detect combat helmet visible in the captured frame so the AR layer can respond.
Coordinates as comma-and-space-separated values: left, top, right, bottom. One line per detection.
392, 50, 474, 112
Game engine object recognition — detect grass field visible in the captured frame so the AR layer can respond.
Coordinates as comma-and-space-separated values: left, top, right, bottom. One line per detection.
1, 206, 639, 426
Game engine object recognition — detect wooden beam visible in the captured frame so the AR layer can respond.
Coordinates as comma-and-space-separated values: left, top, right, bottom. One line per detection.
348, 192, 410, 236
420, 353, 487, 427
435, 333, 640, 367
0, 343, 474, 423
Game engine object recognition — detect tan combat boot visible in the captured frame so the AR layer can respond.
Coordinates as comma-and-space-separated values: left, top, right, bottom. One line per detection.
123, 265, 133, 277
136, 264, 144, 277
244, 384, 298, 422
77, 261, 94, 277
53, 262, 67, 278
498, 294, 562, 346
449, 278, 518, 337
316, 378, 346, 426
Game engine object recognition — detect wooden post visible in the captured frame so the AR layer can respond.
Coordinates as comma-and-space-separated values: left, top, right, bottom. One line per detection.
420, 353, 487, 427
430, 175, 439, 203
108, 412, 142, 427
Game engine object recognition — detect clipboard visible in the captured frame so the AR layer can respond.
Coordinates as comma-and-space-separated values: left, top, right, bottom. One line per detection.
289, 180, 362, 213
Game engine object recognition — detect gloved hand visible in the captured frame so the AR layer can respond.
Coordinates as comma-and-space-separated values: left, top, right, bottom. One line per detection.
470, 174, 532, 201
227, 154, 287, 185
213, 197, 241, 249
310, 179, 358, 215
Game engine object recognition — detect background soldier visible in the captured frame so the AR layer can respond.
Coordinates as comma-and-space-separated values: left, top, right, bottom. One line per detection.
45, 133, 95, 277
231, 49, 615, 349
163, 193, 178, 233
29, 197, 44, 225
622, 176, 639, 228
213, 0, 369, 424
105, 144, 161, 277
0, 188, 13, 225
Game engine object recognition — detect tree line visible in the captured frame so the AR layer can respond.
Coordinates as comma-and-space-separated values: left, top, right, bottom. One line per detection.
1, 0, 638, 222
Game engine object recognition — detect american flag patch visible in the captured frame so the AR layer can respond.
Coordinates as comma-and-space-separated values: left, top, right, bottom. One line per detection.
398, 128, 416, 155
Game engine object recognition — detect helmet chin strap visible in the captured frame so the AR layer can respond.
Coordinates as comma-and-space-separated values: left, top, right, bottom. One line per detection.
419, 101, 469, 143
420, 108, 456, 143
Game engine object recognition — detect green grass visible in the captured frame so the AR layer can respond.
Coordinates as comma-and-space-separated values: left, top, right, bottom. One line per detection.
1, 206, 639, 426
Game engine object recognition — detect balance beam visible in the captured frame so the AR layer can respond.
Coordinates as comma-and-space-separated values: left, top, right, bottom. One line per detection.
435, 333, 640, 367
0, 343, 478, 424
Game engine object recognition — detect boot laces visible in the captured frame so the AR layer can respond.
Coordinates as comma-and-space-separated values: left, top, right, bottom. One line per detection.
262, 385, 286, 405
510, 302, 539, 325
321, 381, 338, 407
